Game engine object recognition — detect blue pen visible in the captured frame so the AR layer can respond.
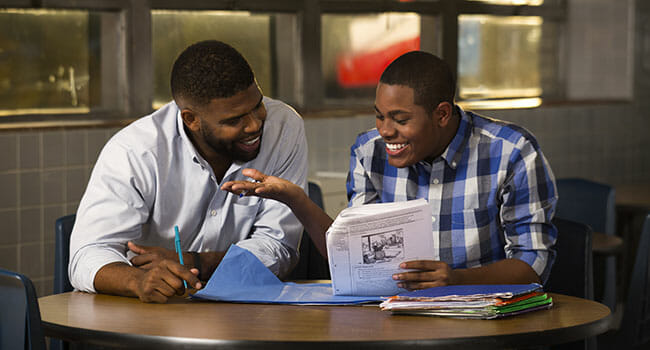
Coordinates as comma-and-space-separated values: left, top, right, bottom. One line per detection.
174, 225, 188, 289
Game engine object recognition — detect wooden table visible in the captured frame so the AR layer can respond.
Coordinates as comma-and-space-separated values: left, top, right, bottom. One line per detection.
39, 292, 611, 349
615, 183, 650, 209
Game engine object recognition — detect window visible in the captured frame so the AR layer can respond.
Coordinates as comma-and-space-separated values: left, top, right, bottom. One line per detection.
321, 13, 422, 102
3, 0, 627, 123
0, 8, 124, 117
458, 15, 544, 108
151, 10, 275, 109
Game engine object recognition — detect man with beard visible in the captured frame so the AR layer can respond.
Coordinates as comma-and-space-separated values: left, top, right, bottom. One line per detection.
69, 40, 307, 303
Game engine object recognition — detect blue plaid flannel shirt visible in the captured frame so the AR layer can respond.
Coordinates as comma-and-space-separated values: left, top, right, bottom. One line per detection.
347, 107, 558, 283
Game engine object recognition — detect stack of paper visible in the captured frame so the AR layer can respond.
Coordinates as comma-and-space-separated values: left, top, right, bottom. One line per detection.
379, 283, 553, 319
326, 198, 435, 296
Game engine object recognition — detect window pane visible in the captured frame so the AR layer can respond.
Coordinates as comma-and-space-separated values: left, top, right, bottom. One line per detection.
151, 10, 273, 109
0, 9, 116, 116
322, 13, 421, 101
458, 15, 543, 101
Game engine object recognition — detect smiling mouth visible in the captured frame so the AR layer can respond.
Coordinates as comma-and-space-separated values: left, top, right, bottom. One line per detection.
385, 142, 409, 156
242, 135, 260, 145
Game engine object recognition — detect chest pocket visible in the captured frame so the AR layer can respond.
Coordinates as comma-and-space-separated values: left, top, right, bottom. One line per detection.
231, 198, 262, 239
450, 206, 499, 230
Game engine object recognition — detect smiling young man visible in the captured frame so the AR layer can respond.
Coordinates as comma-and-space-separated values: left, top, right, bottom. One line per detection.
221, 51, 557, 291
348, 51, 558, 289
69, 40, 307, 303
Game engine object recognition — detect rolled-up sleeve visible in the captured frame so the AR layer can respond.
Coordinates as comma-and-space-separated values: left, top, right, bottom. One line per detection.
237, 107, 308, 277
500, 138, 558, 284
69, 141, 154, 293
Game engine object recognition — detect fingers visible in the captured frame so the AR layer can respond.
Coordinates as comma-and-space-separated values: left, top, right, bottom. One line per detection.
241, 168, 267, 182
130, 253, 154, 267
127, 241, 148, 255
221, 180, 259, 195
136, 261, 203, 303
392, 260, 452, 290
167, 261, 202, 290
399, 260, 441, 270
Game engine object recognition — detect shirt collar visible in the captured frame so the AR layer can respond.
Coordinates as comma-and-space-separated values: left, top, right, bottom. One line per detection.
418, 106, 472, 170
175, 104, 207, 168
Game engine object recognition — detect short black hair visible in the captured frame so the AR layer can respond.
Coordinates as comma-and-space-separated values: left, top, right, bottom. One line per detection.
171, 40, 255, 107
379, 51, 456, 115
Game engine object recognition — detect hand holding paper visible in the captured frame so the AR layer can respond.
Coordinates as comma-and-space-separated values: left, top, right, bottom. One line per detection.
392, 260, 454, 290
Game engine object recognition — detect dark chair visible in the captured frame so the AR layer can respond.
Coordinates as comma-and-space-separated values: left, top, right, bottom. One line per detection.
545, 217, 595, 350
287, 181, 331, 280
598, 213, 650, 350
54, 214, 76, 294
0, 269, 46, 350
555, 178, 617, 311
52, 214, 75, 350
546, 217, 594, 300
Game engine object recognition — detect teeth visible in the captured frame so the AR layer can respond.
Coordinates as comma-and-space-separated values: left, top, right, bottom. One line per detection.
243, 136, 260, 145
386, 143, 406, 151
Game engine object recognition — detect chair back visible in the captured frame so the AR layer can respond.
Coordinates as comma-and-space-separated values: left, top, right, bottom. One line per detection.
287, 182, 330, 280
545, 217, 594, 300
555, 178, 617, 310
54, 214, 76, 294
0, 269, 46, 350
555, 178, 616, 234
618, 213, 650, 348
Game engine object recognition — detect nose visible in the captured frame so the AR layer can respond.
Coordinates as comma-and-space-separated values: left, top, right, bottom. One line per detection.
377, 118, 396, 140
243, 109, 265, 134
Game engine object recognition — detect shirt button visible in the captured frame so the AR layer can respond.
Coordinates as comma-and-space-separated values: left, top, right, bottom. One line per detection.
432, 216, 437, 222
210, 210, 217, 216
433, 178, 439, 184
452, 161, 457, 168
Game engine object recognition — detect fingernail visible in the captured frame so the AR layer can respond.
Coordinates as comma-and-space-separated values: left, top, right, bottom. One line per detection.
195, 282, 202, 289
392, 274, 399, 280
399, 263, 406, 268
397, 283, 404, 288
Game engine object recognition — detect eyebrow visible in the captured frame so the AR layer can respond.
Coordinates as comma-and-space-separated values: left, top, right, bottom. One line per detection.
222, 95, 264, 123
374, 105, 410, 119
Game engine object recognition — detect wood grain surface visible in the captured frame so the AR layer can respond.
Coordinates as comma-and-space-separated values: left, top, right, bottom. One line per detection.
39, 292, 611, 349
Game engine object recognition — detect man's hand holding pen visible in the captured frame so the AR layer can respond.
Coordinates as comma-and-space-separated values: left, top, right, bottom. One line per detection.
127, 241, 202, 302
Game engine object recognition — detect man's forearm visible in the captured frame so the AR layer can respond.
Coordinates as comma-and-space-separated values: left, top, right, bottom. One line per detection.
451, 258, 541, 285
94, 261, 145, 297
288, 192, 333, 259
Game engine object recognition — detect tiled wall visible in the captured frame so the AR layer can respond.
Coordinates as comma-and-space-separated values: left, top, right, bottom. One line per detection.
0, 127, 120, 296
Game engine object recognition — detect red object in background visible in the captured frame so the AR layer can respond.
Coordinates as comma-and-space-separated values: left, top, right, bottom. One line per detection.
336, 36, 420, 88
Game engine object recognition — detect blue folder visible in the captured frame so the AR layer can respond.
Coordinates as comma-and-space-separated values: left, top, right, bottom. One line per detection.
191, 245, 383, 305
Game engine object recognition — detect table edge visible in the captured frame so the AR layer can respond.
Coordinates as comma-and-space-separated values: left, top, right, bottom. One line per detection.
42, 309, 612, 350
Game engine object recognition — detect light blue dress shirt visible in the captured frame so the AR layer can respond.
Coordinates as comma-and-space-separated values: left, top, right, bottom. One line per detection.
69, 97, 308, 293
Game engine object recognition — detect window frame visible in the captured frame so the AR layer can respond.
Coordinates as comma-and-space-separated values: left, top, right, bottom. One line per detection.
0, 0, 567, 127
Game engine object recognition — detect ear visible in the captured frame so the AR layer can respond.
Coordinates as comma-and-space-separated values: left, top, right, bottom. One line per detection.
180, 108, 201, 132
434, 102, 453, 127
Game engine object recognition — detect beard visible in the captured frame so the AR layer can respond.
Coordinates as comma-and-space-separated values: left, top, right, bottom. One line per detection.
200, 124, 263, 163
